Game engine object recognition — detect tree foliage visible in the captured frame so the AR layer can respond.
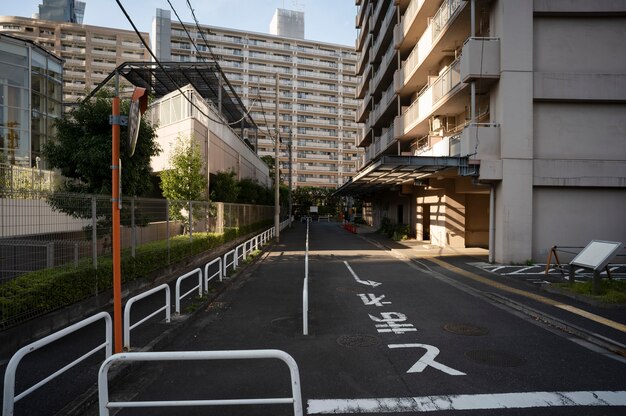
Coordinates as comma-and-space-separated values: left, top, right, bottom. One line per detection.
292, 186, 339, 216
43, 92, 160, 196
210, 170, 238, 203
42, 92, 160, 226
160, 135, 207, 229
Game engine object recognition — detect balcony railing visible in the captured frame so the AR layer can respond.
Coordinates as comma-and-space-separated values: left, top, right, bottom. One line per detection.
431, 58, 461, 103
432, 0, 462, 40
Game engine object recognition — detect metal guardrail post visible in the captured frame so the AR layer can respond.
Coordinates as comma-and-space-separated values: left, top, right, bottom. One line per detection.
204, 257, 223, 289
175, 268, 203, 314
3, 312, 112, 416
97, 350, 303, 416
123, 284, 171, 351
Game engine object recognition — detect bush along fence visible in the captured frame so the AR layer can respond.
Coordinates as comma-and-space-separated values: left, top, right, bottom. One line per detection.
0, 190, 274, 330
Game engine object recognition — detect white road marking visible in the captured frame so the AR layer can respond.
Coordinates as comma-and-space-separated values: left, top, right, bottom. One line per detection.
307, 390, 626, 414
388, 344, 466, 376
369, 313, 417, 334
358, 293, 391, 307
344, 261, 382, 287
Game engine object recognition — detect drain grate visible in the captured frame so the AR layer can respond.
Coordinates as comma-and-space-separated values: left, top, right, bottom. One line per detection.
337, 334, 381, 348
465, 350, 526, 367
443, 323, 489, 336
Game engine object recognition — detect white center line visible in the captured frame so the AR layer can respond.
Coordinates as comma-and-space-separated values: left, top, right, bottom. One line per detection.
307, 391, 626, 414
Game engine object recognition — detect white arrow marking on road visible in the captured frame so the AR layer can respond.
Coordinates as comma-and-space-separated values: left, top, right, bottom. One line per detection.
388, 343, 466, 376
344, 261, 381, 287
307, 391, 626, 414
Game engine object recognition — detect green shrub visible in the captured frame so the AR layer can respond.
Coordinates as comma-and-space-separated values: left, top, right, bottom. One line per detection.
555, 279, 626, 304
0, 219, 272, 329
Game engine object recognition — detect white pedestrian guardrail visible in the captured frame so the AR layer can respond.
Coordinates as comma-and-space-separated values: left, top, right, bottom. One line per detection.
3, 312, 112, 416
204, 257, 223, 289
124, 284, 171, 350
97, 349, 303, 416
224, 248, 236, 276
175, 268, 203, 314
303, 218, 310, 335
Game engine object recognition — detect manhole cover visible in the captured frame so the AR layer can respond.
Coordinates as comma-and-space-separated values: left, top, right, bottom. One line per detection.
336, 286, 362, 294
465, 350, 526, 367
443, 323, 489, 336
337, 334, 381, 348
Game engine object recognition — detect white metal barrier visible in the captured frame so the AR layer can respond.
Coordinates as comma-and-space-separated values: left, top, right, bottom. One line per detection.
3, 312, 112, 416
97, 349, 303, 416
204, 257, 223, 289
175, 268, 203, 314
124, 284, 171, 350
303, 218, 310, 336
224, 248, 236, 276
235, 242, 246, 267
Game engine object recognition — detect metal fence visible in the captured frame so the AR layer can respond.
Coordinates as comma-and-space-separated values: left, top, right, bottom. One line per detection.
0, 190, 274, 329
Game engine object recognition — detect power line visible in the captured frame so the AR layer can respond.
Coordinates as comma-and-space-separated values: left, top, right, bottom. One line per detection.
114, 0, 253, 128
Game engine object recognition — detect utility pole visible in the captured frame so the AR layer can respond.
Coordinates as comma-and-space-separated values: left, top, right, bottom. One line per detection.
274, 73, 280, 241
288, 129, 293, 227
110, 71, 122, 353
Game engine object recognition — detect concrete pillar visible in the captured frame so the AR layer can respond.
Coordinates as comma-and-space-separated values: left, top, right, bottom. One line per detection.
493, 0, 534, 263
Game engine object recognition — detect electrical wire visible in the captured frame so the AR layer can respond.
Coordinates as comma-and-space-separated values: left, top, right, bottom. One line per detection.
165, 0, 259, 125
114, 0, 253, 127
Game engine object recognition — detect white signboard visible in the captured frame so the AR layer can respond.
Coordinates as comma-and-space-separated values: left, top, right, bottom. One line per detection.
309, 206, 318, 213
570, 240, 623, 271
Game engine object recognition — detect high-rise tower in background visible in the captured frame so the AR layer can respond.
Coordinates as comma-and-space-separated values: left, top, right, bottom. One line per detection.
153, 8, 361, 189
36, 0, 86, 24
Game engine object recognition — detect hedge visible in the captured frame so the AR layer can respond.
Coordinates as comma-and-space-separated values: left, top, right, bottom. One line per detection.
0, 220, 271, 329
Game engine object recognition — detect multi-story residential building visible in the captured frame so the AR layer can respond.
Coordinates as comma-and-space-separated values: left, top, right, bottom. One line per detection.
153, 8, 361, 189
0, 15, 149, 103
0, 33, 62, 169
338, 0, 626, 263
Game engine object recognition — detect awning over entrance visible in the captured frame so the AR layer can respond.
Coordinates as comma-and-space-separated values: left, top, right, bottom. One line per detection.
334, 155, 469, 196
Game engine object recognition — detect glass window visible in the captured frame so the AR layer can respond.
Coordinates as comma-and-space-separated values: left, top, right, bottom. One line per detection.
0, 106, 29, 130
171, 94, 182, 122
0, 62, 29, 88
0, 41, 28, 67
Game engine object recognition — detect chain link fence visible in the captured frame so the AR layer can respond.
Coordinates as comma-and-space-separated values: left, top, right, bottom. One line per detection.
0, 190, 274, 329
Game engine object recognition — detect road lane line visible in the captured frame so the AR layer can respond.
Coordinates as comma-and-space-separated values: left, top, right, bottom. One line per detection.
307, 390, 626, 414
427, 257, 626, 334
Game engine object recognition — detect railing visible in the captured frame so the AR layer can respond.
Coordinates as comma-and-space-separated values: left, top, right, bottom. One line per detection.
97, 350, 303, 416
224, 248, 237, 276
432, 0, 463, 40
204, 257, 223, 288
124, 284, 171, 350
303, 218, 310, 335
175, 268, 203, 314
431, 58, 461, 103
3, 312, 112, 416
0, 163, 59, 193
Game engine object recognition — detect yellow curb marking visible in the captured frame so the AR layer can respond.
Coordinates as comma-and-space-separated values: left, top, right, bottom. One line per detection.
427, 257, 626, 334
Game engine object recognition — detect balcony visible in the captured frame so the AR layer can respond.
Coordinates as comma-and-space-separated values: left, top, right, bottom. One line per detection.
373, 82, 397, 127
395, 58, 465, 139
397, 0, 469, 96
370, 3, 395, 64
356, 38, 371, 74
357, 92, 372, 123
460, 37, 500, 83
460, 123, 500, 160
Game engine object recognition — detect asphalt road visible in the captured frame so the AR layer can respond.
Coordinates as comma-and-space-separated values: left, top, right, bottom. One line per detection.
79, 221, 626, 416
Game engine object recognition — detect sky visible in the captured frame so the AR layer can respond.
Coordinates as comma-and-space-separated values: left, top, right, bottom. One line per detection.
2, 0, 358, 46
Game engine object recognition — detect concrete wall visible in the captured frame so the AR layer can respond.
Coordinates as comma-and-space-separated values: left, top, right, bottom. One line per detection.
532, 187, 626, 262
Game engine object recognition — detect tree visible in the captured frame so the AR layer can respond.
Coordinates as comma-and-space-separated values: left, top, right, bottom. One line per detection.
43, 91, 160, 196
260, 155, 275, 179
160, 135, 207, 231
237, 178, 272, 205
292, 186, 340, 217
42, 92, 160, 225
210, 170, 238, 202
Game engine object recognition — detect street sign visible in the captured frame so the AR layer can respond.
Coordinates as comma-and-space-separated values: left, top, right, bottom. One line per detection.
128, 87, 148, 157
570, 240, 623, 271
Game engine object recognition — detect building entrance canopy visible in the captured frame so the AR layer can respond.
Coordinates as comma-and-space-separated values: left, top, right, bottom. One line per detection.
333, 155, 468, 196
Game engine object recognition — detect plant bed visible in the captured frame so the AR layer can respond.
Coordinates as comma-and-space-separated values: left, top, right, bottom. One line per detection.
544, 280, 626, 309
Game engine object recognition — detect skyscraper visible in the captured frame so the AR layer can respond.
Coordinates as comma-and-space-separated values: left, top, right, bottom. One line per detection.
37, 0, 86, 24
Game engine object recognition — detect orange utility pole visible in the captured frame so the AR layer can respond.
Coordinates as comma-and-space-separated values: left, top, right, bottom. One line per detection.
111, 75, 122, 353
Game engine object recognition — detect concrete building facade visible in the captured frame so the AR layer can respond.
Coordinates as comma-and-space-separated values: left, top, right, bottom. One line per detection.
341, 0, 626, 263
153, 8, 362, 189
0, 15, 149, 103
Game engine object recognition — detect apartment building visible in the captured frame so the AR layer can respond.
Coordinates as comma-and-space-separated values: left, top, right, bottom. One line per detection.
339, 0, 626, 263
153, 8, 361, 189
0, 15, 149, 103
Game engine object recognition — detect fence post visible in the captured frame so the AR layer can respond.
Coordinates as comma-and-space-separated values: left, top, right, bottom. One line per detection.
92, 196, 98, 270
74, 243, 79, 267
131, 197, 136, 258
166, 200, 170, 264
46, 242, 54, 268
